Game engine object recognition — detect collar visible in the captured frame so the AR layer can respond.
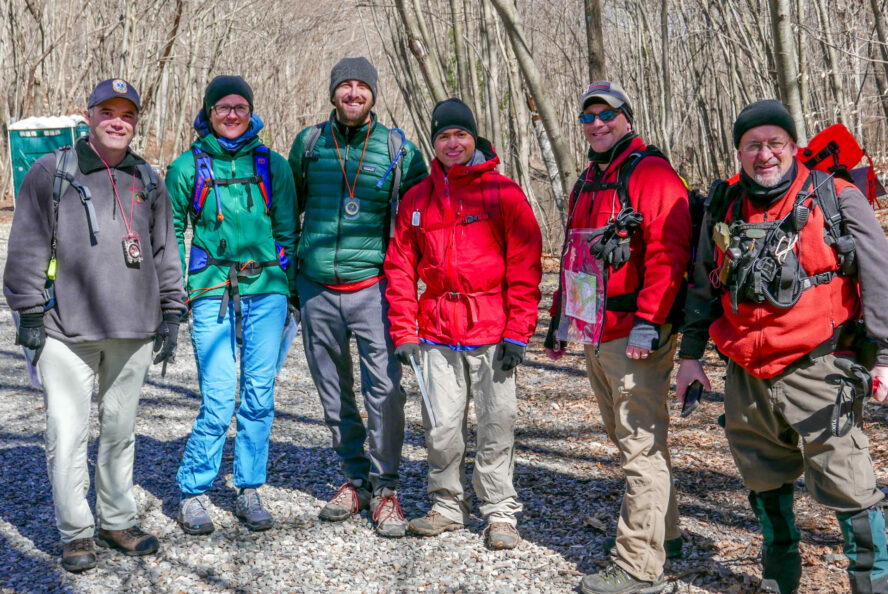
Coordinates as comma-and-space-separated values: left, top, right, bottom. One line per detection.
740, 161, 798, 206
75, 137, 144, 174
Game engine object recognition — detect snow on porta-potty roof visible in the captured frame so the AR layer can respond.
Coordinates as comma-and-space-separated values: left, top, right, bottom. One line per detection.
8, 115, 86, 130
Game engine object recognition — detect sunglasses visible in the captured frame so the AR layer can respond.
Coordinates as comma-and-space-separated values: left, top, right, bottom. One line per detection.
579, 109, 621, 124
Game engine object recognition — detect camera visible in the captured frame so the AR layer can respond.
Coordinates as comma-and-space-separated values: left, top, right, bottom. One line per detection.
123, 235, 143, 265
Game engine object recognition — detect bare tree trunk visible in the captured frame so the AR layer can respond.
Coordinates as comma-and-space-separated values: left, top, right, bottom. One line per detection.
870, 0, 888, 121
584, 0, 606, 81
395, 0, 448, 103
814, 0, 848, 124
450, 0, 472, 101
659, 0, 673, 155
489, 0, 574, 223
768, 0, 807, 142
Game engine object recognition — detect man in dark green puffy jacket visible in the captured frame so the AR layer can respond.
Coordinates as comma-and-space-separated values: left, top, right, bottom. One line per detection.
288, 57, 426, 538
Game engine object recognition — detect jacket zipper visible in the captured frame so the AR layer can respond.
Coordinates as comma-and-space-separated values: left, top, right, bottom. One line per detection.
443, 174, 462, 347
333, 137, 348, 284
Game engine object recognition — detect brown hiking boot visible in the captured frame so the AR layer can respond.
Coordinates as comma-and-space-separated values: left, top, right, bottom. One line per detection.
95, 526, 159, 556
319, 483, 371, 522
408, 510, 462, 536
485, 522, 520, 550
61, 538, 96, 573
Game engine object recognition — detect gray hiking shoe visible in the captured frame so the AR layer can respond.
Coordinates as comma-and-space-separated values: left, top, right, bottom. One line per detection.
371, 491, 407, 538
603, 536, 683, 559
579, 563, 665, 594
178, 494, 215, 535
236, 488, 274, 531
408, 510, 462, 537
319, 482, 371, 522
485, 522, 520, 550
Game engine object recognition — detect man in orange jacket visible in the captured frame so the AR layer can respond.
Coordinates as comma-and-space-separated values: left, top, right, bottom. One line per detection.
384, 98, 542, 550
677, 99, 888, 594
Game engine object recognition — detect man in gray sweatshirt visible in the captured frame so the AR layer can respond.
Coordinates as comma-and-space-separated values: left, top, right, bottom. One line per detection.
3, 79, 186, 573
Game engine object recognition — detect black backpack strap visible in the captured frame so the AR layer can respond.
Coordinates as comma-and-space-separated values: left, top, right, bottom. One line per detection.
301, 122, 326, 199
615, 146, 668, 211
53, 145, 100, 244
809, 169, 843, 245
135, 162, 158, 203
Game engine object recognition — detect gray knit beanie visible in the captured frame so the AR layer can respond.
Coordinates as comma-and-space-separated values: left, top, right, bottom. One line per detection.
329, 57, 378, 103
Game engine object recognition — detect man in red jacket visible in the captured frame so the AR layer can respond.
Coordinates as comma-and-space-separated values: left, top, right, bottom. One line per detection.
677, 100, 888, 594
384, 98, 542, 550
545, 81, 691, 593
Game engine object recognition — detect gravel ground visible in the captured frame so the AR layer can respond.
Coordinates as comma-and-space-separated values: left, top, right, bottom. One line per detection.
1, 208, 886, 593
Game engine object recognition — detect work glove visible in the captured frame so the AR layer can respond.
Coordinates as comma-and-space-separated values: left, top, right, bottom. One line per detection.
16, 312, 46, 365
589, 208, 643, 270
153, 313, 180, 365
497, 340, 525, 371
288, 296, 301, 324
627, 318, 661, 352
544, 313, 567, 360
394, 343, 420, 366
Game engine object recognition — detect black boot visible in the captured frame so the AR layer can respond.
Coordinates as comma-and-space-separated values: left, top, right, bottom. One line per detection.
748, 484, 801, 594
837, 501, 888, 594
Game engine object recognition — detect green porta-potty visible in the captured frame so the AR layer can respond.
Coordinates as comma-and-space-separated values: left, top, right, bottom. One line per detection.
8, 116, 89, 201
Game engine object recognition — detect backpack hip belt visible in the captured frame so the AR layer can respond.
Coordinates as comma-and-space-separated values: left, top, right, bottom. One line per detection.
208, 255, 280, 345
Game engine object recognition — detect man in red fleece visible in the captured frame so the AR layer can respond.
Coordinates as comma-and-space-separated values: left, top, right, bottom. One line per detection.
545, 81, 691, 594
384, 98, 542, 550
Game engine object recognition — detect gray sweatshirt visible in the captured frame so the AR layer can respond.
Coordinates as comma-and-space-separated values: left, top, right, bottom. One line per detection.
3, 138, 186, 342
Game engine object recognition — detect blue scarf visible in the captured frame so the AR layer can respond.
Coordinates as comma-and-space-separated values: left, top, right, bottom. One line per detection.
193, 109, 265, 153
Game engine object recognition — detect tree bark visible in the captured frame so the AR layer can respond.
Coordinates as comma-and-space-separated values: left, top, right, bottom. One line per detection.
768, 0, 807, 143
395, 0, 448, 103
584, 0, 606, 81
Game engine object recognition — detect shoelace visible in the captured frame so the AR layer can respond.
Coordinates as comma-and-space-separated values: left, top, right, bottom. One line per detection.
184, 496, 208, 520
371, 494, 404, 524
330, 483, 359, 513
241, 491, 264, 514
69, 539, 92, 552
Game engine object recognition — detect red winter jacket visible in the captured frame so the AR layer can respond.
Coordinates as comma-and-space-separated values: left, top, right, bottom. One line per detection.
710, 165, 859, 378
384, 140, 542, 347
549, 135, 691, 342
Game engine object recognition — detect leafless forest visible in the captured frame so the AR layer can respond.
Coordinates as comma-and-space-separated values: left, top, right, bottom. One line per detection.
3, 0, 888, 246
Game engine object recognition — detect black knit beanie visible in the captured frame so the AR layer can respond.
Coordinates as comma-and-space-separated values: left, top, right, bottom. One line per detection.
203, 75, 254, 115
732, 100, 797, 148
329, 57, 378, 103
430, 98, 477, 141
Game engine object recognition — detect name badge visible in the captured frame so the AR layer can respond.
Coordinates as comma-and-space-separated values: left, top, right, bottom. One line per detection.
411, 211, 421, 226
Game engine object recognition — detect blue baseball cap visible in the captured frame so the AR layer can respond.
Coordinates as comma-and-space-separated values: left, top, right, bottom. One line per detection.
88, 78, 141, 111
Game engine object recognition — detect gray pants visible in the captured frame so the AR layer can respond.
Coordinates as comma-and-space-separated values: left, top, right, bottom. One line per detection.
37, 336, 153, 543
297, 274, 404, 494
422, 344, 522, 526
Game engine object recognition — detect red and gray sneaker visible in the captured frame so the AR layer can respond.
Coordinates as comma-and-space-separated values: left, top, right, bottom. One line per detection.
371, 490, 407, 538
319, 482, 371, 522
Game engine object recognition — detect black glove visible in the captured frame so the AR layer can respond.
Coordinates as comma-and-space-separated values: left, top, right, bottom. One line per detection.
627, 318, 661, 351
497, 340, 525, 371
16, 312, 46, 365
589, 208, 643, 270
394, 343, 420, 366
153, 313, 180, 365
544, 313, 567, 351
288, 296, 301, 324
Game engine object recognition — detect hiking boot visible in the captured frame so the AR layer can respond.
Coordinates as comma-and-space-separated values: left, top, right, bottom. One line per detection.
485, 522, 520, 550
95, 526, 159, 556
603, 536, 684, 560
236, 488, 274, 531
178, 494, 215, 535
408, 510, 462, 537
579, 563, 665, 594
319, 483, 371, 522
371, 491, 407, 538
61, 538, 96, 573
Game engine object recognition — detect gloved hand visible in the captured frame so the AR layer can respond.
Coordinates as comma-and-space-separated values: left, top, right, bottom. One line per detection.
544, 314, 567, 360
497, 340, 525, 371
288, 296, 300, 324
394, 343, 420, 366
627, 318, 661, 351
153, 313, 180, 365
16, 312, 46, 365
589, 208, 643, 270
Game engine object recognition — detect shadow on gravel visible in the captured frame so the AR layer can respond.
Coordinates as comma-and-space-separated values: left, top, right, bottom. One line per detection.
0, 533, 70, 592
0, 443, 60, 557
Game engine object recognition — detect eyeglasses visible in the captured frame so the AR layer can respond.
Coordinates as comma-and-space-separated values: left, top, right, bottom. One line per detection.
579, 109, 620, 124
212, 104, 251, 118
739, 139, 791, 155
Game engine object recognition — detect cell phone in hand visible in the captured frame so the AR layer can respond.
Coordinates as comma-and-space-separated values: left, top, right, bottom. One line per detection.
681, 380, 704, 417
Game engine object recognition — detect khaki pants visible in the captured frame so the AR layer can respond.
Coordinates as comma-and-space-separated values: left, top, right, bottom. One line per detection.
38, 336, 153, 543
421, 344, 522, 526
725, 353, 884, 513
584, 333, 678, 583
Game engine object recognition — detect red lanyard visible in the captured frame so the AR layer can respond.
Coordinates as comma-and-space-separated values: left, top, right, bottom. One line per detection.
91, 143, 136, 235
331, 117, 373, 199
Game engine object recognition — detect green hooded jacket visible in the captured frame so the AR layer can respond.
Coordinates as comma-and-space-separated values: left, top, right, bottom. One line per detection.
166, 134, 298, 301
288, 111, 426, 285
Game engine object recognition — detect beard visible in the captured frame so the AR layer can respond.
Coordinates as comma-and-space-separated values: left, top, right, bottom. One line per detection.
334, 101, 372, 127
752, 160, 786, 188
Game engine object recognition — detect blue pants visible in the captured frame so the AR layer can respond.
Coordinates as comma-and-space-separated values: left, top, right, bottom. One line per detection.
177, 293, 286, 495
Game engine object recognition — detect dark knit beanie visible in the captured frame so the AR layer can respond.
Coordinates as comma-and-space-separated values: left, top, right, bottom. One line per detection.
203, 75, 254, 115
732, 100, 797, 148
430, 98, 477, 141
329, 57, 378, 103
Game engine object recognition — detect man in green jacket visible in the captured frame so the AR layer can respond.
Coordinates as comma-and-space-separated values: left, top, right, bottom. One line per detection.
288, 57, 426, 538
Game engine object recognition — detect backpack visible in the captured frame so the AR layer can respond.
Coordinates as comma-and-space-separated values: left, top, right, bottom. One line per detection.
800, 123, 884, 208
300, 121, 406, 237
191, 144, 272, 221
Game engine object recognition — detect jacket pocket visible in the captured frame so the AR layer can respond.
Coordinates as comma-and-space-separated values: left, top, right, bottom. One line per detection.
189, 245, 210, 273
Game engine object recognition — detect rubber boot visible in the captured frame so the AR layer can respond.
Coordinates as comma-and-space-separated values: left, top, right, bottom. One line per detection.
748, 484, 801, 594
836, 501, 888, 594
